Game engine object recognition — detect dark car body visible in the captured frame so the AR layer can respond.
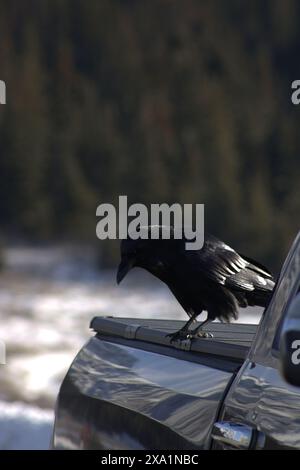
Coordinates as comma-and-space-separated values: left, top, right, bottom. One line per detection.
53, 232, 300, 450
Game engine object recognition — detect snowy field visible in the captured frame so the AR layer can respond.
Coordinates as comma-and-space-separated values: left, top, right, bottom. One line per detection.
0, 246, 262, 449
0, 401, 53, 450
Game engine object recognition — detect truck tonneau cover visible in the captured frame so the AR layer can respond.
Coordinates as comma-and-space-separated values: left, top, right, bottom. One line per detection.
91, 316, 257, 362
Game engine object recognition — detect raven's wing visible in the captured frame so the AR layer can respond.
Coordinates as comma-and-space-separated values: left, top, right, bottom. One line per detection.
185, 235, 274, 293
237, 253, 273, 278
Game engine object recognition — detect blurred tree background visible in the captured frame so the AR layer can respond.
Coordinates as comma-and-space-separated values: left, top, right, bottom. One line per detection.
0, 0, 299, 271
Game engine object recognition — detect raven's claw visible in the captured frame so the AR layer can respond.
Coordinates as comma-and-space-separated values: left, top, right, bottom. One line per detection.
190, 330, 214, 339
166, 329, 213, 343
166, 330, 190, 343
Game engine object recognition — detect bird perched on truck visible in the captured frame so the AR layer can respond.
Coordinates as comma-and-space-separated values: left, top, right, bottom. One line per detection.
116, 226, 275, 341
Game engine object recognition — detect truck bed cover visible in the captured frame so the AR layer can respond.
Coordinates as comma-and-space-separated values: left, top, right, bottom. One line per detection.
91, 316, 257, 362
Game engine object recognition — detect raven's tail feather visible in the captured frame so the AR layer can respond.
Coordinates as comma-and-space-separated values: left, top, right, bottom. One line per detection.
244, 287, 274, 308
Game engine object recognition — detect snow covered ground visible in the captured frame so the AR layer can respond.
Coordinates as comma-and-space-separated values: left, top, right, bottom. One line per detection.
0, 401, 53, 450
0, 245, 262, 449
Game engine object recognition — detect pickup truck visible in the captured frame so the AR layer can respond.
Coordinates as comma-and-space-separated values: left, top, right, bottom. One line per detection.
52, 231, 300, 450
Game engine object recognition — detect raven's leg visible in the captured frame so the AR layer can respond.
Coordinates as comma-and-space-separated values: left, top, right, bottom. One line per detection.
166, 312, 198, 342
189, 318, 213, 338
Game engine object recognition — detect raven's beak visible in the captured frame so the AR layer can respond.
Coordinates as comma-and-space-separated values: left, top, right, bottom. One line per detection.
117, 257, 135, 284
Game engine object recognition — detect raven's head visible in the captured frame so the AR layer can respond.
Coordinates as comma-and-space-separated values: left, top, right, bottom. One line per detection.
116, 225, 182, 284
116, 237, 145, 284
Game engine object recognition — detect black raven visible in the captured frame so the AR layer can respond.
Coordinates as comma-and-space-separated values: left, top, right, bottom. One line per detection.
116, 226, 275, 341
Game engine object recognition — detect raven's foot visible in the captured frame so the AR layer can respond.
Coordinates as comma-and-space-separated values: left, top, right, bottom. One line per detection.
166, 329, 190, 343
190, 330, 214, 339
